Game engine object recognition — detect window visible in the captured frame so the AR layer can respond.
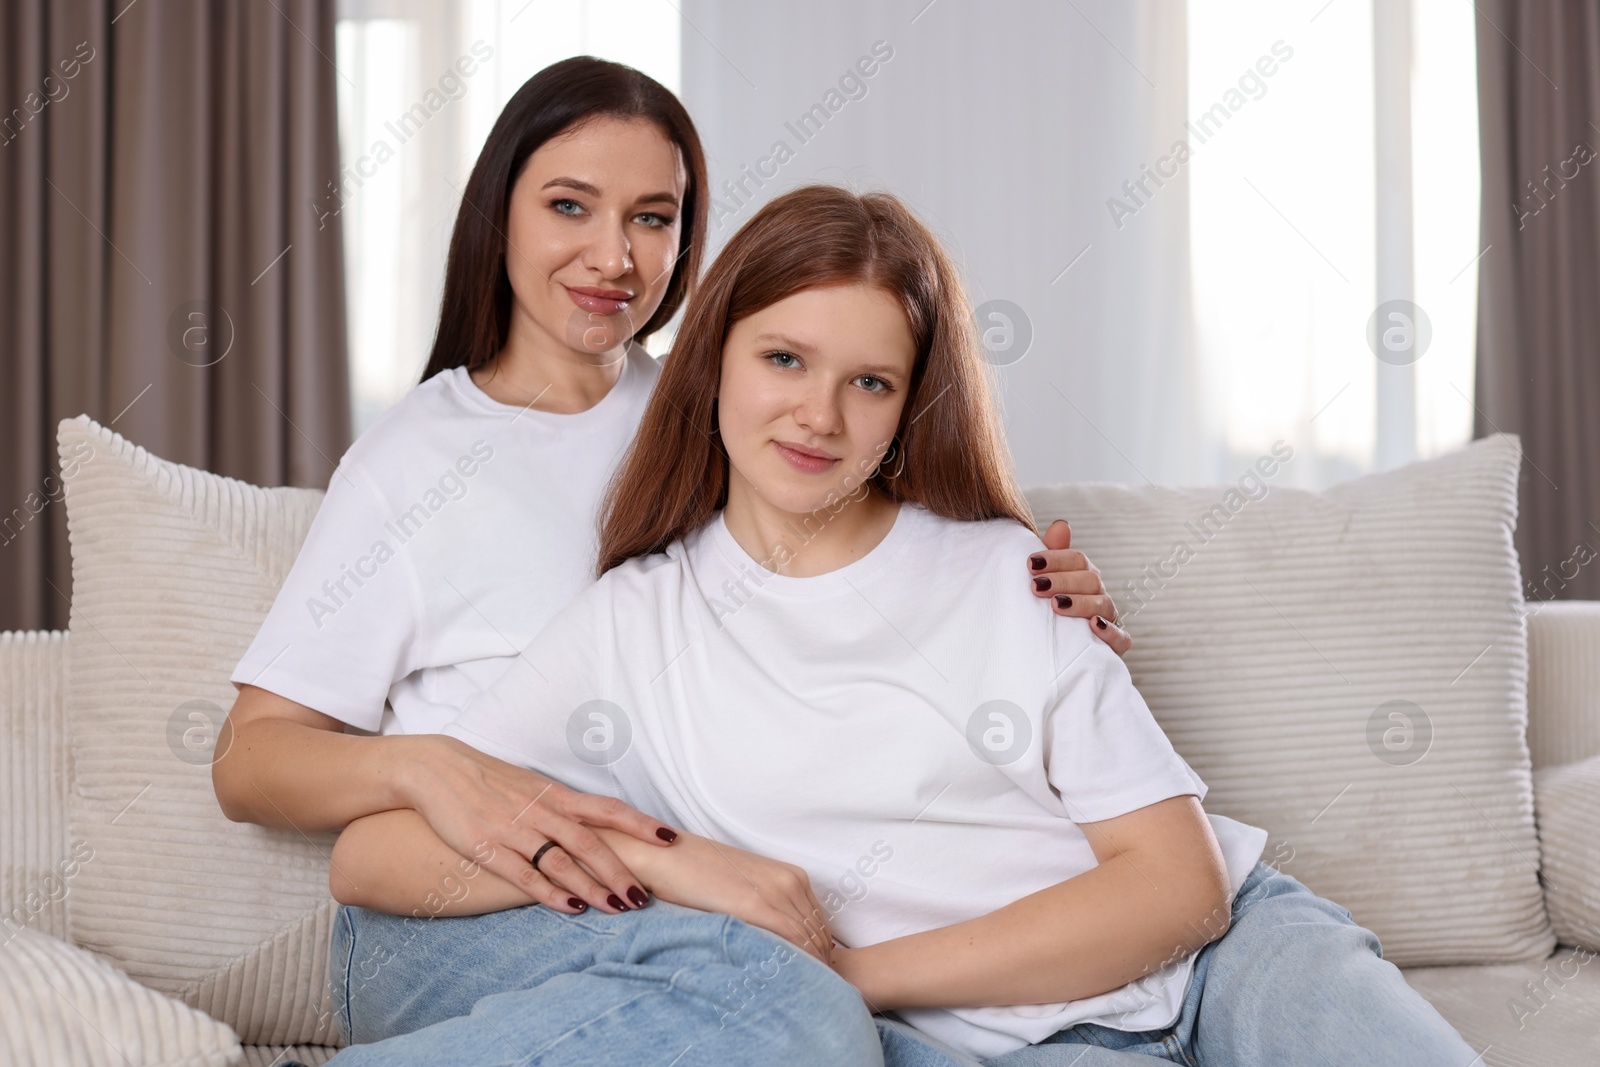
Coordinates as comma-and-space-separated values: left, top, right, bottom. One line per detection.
1187, 0, 1479, 487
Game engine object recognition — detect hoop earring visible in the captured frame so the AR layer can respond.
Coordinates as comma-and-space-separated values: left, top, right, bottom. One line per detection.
880, 437, 908, 479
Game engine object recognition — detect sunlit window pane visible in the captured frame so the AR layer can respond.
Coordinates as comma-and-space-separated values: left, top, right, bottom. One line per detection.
1188, 0, 1478, 487
1410, 0, 1480, 461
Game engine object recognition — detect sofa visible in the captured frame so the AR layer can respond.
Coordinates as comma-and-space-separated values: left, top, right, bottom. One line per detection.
1, 416, 1596, 1066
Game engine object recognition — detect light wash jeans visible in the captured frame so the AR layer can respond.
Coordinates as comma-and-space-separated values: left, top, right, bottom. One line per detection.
320, 896, 928, 1066
317, 862, 1479, 1067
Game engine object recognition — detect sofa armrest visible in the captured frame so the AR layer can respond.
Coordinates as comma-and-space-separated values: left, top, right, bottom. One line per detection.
0, 631, 71, 944
1534, 755, 1600, 952
1527, 601, 1600, 769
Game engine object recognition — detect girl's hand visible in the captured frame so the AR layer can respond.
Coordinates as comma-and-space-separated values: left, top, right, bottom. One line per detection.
600, 829, 836, 965
1027, 519, 1133, 656
401, 734, 678, 915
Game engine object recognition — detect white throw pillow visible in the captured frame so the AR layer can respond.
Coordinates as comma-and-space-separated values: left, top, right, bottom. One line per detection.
0, 925, 241, 1067
59, 416, 338, 1046
1024, 433, 1554, 966
1534, 755, 1600, 951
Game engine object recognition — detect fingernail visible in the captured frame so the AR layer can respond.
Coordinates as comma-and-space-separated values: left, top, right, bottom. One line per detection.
1054, 594, 1072, 609
607, 894, 627, 911
627, 886, 650, 908
1096, 616, 1109, 630
1029, 554, 1046, 571
568, 897, 587, 911
656, 827, 678, 842
1033, 576, 1050, 592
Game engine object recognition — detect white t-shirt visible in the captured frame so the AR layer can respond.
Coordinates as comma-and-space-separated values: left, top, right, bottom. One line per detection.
232, 344, 660, 735
444, 502, 1269, 1059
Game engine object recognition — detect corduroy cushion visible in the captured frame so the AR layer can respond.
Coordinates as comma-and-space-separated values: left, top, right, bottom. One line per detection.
59, 416, 337, 1046
0, 925, 242, 1066
1024, 434, 1554, 966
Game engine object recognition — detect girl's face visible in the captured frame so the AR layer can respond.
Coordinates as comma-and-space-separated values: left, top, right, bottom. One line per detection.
718, 284, 917, 518
503, 116, 686, 363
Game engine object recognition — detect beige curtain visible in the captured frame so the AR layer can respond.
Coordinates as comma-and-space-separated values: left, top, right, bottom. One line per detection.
0, 0, 350, 632
1475, 1, 1600, 602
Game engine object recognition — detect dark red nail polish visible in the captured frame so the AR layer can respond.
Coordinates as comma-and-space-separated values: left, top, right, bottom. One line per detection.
608, 894, 627, 911
1096, 616, 1109, 630
1029, 554, 1046, 571
656, 827, 678, 842
1054, 594, 1072, 609
568, 897, 587, 911
627, 886, 650, 908
1033, 576, 1050, 592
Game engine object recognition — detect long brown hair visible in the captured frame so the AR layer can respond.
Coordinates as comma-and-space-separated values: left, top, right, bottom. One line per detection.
597, 184, 1032, 575
421, 57, 708, 380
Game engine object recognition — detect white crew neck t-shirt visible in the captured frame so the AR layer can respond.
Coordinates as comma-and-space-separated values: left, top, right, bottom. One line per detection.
444, 502, 1269, 1059
232, 344, 660, 735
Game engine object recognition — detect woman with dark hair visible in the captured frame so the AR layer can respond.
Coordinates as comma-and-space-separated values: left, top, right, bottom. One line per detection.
334, 185, 1479, 1066
214, 57, 1121, 1064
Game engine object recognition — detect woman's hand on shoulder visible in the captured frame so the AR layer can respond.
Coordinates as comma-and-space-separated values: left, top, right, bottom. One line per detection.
401, 733, 679, 915
599, 828, 836, 965
1026, 519, 1133, 656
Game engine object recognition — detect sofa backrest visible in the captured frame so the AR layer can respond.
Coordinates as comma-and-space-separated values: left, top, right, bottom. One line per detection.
1527, 601, 1600, 769
0, 631, 71, 946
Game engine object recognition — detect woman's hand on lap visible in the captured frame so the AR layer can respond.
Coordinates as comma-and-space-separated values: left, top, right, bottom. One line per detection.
1027, 519, 1133, 656
402, 734, 678, 915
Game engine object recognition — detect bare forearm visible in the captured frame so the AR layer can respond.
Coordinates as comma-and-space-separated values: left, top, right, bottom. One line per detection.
331, 808, 539, 915
214, 716, 424, 833
839, 850, 1230, 1012
331, 812, 659, 918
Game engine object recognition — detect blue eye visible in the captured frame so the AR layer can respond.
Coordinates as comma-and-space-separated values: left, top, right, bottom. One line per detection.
856, 375, 891, 393
766, 350, 800, 368
635, 212, 675, 228
552, 199, 583, 216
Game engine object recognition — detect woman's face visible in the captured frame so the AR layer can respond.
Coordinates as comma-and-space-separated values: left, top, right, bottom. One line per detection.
718, 284, 916, 518
502, 116, 686, 363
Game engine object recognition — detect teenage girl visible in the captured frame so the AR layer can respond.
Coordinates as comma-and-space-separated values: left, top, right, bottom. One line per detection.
330, 185, 1478, 1066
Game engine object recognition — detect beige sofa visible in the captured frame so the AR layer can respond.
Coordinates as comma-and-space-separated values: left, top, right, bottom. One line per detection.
2, 417, 1597, 1065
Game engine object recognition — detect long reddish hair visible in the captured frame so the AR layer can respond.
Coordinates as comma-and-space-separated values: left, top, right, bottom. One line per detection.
597, 185, 1032, 576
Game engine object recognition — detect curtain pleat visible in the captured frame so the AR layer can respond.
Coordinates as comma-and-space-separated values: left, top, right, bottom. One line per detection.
1474, 1, 1600, 601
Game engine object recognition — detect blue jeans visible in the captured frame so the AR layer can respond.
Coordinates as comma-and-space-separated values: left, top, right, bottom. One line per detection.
323, 897, 911, 1066
321, 863, 1476, 1066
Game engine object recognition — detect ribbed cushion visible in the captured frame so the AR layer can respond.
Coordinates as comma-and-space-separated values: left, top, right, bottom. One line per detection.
1534, 756, 1600, 951
1, 630, 72, 944
0, 926, 241, 1067
58, 416, 338, 1046
1526, 601, 1600, 769
1024, 434, 1554, 966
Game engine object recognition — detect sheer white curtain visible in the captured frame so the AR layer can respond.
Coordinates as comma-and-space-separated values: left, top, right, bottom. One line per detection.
680, 0, 1204, 487
1187, 0, 1478, 488
335, 0, 680, 432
